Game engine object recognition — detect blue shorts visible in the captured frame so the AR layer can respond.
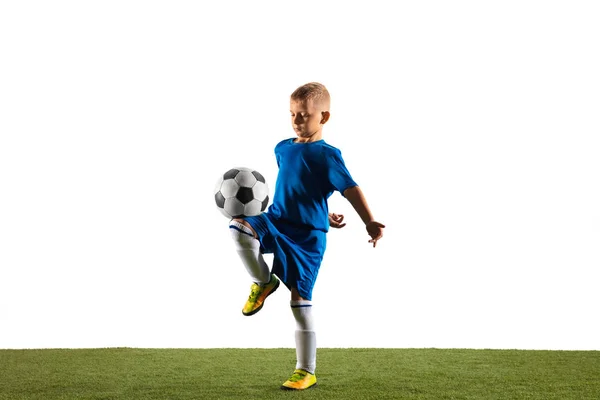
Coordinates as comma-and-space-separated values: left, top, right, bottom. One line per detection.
243, 212, 326, 301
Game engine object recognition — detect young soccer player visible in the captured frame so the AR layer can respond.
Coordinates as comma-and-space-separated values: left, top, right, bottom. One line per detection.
228, 82, 385, 390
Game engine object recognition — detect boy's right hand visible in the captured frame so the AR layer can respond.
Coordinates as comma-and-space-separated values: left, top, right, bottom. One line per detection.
329, 213, 346, 228
366, 221, 385, 248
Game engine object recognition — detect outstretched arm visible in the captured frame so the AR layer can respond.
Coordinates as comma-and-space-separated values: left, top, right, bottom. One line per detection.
343, 186, 385, 247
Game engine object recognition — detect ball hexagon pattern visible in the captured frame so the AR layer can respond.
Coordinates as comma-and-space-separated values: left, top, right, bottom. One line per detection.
214, 167, 270, 219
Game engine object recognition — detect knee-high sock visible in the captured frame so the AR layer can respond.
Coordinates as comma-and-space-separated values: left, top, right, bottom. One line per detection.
291, 300, 316, 374
229, 221, 270, 284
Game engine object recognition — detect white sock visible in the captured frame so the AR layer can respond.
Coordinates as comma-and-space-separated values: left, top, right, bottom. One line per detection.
229, 221, 270, 284
291, 300, 316, 374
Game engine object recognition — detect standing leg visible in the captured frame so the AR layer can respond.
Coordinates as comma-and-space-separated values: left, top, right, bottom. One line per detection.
281, 288, 317, 390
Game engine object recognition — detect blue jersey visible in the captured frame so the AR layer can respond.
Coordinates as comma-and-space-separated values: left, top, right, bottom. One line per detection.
267, 138, 357, 232
241, 137, 357, 299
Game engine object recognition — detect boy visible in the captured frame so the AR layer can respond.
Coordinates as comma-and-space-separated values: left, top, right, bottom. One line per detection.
228, 82, 385, 390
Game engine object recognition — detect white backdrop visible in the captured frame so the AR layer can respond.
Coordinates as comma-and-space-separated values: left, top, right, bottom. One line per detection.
1, 1, 599, 350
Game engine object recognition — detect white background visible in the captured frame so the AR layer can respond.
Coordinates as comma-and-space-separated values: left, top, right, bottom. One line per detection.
1, 1, 599, 350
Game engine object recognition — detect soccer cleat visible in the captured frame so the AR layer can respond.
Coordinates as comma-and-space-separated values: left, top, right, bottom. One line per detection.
280, 369, 317, 390
242, 274, 280, 316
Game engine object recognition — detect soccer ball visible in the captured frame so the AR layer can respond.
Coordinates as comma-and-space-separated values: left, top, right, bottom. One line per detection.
214, 167, 269, 219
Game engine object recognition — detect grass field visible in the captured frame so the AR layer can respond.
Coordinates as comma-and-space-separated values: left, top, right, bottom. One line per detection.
0, 348, 598, 399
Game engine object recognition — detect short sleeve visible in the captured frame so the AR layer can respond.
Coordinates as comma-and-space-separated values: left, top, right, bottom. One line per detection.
326, 148, 358, 196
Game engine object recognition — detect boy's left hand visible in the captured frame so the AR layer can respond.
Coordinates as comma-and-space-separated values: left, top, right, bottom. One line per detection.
366, 221, 385, 247
329, 213, 346, 228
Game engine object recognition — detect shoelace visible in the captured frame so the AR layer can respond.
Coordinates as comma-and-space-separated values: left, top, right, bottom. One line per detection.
248, 283, 262, 301
248, 277, 273, 301
288, 371, 307, 382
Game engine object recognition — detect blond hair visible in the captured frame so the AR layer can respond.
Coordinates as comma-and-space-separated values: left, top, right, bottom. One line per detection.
291, 82, 330, 109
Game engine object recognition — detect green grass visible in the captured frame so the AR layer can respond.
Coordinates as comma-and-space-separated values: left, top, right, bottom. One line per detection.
0, 348, 598, 399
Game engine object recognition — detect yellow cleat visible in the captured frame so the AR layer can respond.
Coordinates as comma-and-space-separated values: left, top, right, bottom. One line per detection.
242, 274, 280, 316
280, 369, 317, 390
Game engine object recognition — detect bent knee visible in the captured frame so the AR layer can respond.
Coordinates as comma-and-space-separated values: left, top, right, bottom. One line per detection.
231, 218, 258, 239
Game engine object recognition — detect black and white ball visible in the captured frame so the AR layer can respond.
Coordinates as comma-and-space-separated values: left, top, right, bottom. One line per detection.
214, 167, 269, 219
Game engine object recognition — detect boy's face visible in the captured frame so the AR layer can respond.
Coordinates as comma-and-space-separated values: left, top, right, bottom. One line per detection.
290, 99, 329, 142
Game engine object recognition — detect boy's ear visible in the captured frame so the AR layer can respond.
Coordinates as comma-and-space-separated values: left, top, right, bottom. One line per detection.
320, 111, 330, 124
